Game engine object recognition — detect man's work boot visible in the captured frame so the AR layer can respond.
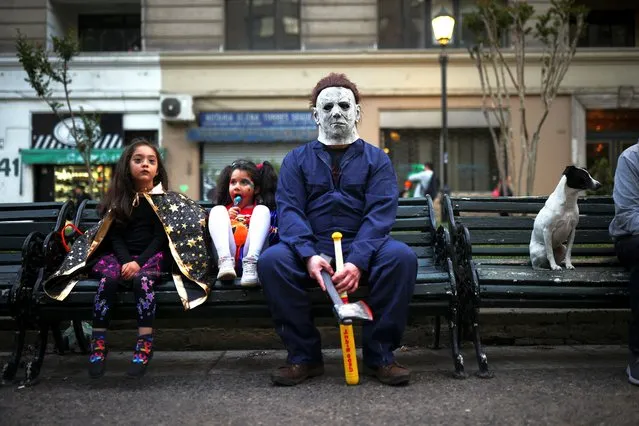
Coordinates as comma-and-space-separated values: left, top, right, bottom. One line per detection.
366, 361, 411, 386
271, 362, 324, 386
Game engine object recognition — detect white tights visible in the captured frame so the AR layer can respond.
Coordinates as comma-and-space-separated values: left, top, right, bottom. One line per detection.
208, 204, 271, 260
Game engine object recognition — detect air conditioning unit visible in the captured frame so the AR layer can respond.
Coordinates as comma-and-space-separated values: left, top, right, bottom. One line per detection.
160, 94, 195, 122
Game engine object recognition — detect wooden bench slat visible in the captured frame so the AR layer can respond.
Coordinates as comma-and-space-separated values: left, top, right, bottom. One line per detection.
468, 229, 613, 245
452, 196, 614, 204
453, 201, 614, 215
417, 258, 435, 267
413, 282, 453, 296
396, 205, 430, 218
0, 202, 68, 210
391, 231, 433, 245
0, 264, 21, 273
0, 210, 61, 221
0, 253, 22, 266
479, 298, 627, 309
477, 265, 628, 284
392, 217, 430, 231
411, 246, 434, 257
480, 285, 627, 298
461, 215, 614, 230
471, 246, 616, 257
0, 237, 28, 251
475, 257, 619, 266
0, 222, 58, 236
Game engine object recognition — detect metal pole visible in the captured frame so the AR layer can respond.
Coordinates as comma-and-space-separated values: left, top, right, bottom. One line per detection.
440, 49, 449, 195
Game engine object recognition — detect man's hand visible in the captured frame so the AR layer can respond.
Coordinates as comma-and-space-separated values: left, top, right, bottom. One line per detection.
121, 261, 141, 280
332, 262, 361, 294
228, 206, 240, 220
306, 255, 334, 291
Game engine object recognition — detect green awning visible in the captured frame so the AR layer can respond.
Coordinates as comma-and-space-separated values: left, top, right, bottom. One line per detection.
20, 148, 166, 165
20, 148, 124, 165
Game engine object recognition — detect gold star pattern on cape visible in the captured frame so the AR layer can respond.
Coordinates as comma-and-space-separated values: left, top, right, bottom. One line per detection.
42, 190, 214, 309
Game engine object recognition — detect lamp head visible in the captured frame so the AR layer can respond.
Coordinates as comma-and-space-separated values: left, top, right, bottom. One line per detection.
432, 7, 455, 46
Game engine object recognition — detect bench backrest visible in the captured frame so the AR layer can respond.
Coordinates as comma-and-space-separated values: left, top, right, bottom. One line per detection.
443, 196, 616, 260
0, 202, 73, 259
74, 197, 437, 260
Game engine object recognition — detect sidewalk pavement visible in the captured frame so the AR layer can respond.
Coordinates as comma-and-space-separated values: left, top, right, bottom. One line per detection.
1, 345, 638, 425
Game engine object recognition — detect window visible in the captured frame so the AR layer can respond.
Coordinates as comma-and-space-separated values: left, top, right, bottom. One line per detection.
124, 130, 158, 146
378, 0, 490, 49
78, 14, 141, 52
225, 0, 300, 50
586, 109, 639, 174
383, 128, 497, 192
577, 10, 635, 47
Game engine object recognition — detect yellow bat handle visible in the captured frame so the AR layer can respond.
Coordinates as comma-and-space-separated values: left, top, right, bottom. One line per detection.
331, 232, 346, 299
332, 231, 359, 385
340, 323, 359, 385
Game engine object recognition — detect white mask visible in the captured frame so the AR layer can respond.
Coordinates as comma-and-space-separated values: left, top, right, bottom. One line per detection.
312, 87, 361, 146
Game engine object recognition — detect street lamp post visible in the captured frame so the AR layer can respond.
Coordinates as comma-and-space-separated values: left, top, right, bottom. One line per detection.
432, 8, 455, 196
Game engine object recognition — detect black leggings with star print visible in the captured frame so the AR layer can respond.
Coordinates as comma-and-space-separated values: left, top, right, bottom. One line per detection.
93, 275, 157, 329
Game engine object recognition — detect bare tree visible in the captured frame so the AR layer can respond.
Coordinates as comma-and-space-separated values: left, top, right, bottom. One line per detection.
16, 30, 100, 196
465, 0, 587, 195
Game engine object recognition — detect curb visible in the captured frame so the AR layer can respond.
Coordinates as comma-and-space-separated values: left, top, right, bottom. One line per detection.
0, 308, 630, 351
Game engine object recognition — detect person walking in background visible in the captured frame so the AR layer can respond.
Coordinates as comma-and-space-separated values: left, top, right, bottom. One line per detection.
492, 176, 514, 197
408, 162, 439, 200
73, 185, 92, 205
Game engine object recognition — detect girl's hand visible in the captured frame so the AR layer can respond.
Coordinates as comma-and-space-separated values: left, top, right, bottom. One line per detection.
228, 206, 240, 220
121, 261, 141, 280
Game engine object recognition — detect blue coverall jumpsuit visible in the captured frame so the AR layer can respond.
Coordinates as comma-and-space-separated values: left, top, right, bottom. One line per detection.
257, 139, 418, 367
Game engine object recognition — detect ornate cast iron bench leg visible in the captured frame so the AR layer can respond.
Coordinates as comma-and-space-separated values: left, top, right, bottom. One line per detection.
435, 226, 466, 378
455, 224, 492, 378
1, 322, 26, 383
23, 322, 49, 386
447, 259, 466, 379
468, 261, 492, 378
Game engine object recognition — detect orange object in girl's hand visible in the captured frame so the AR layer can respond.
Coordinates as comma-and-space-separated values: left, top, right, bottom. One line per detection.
232, 221, 248, 246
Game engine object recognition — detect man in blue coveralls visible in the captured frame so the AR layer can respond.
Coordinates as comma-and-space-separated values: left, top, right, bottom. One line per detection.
257, 73, 417, 386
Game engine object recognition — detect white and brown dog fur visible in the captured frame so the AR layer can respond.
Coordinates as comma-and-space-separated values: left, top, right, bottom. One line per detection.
529, 166, 601, 270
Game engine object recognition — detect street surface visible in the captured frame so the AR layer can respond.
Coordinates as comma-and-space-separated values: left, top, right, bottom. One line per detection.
1, 345, 638, 425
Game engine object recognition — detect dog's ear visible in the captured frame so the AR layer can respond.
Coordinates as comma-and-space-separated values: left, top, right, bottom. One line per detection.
562, 165, 576, 176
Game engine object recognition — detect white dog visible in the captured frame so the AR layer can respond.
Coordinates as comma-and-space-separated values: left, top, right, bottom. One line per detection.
529, 166, 601, 270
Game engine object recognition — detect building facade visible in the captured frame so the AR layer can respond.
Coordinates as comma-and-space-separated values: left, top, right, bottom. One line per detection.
0, 0, 161, 202
1, 0, 639, 202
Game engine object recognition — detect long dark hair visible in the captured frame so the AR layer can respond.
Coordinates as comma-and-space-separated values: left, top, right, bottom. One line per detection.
99, 139, 169, 222
215, 159, 277, 210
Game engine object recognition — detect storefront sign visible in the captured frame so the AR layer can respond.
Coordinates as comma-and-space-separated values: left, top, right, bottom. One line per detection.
189, 111, 317, 142
22, 113, 124, 164
20, 149, 124, 165
53, 116, 102, 147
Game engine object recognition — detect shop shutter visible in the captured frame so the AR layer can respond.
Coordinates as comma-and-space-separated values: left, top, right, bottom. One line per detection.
202, 142, 299, 178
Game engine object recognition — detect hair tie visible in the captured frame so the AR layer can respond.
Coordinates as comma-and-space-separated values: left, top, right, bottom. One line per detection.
257, 163, 263, 170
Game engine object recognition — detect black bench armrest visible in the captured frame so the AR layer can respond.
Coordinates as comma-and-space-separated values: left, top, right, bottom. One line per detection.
440, 194, 457, 231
